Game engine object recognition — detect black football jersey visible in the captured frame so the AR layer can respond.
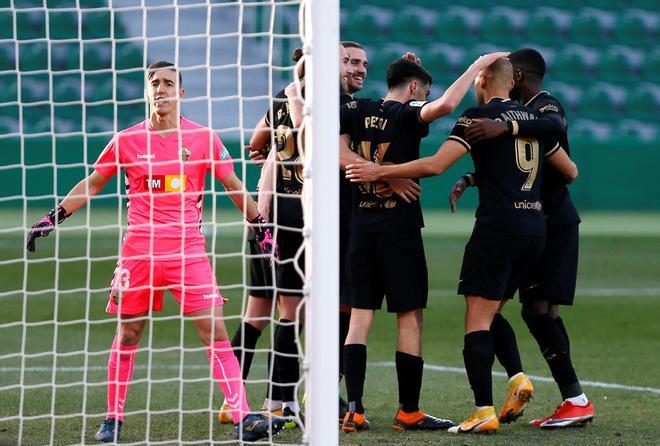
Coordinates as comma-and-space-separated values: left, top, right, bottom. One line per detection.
340, 98, 429, 231
449, 98, 559, 237
525, 91, 580, 225
265, 88, 303, 227
339, 90, 355, 221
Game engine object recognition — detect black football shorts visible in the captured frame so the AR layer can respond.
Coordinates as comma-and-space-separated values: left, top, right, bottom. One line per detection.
458, 233, 545, 301
346, 228, 428, 313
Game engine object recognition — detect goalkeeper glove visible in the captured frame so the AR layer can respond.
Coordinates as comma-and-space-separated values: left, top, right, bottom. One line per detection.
249, 214, 278, 259
26, 205, 69, 252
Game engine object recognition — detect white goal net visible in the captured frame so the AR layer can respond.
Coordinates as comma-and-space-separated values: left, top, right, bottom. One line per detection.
0, 0, 338, 444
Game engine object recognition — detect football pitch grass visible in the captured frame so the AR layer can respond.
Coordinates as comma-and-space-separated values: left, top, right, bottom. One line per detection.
1, 210, 659, 445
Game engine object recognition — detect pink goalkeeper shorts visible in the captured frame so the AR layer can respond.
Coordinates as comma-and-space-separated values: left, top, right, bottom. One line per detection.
106, 255, 225, 315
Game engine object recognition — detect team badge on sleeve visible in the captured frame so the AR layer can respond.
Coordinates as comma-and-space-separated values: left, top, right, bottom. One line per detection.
220, 147, 230, 160
178, 147, 191, 161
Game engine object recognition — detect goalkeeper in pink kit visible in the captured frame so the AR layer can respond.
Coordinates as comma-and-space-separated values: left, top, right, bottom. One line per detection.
26, 61, 281, 442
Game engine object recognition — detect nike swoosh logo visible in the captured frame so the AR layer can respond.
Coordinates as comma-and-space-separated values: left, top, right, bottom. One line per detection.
458, 417, 493, 433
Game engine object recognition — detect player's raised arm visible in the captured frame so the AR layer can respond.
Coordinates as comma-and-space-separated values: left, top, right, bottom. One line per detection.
419, 52, 508, 123
346, 139, 468, 181
545, 144, 578, 184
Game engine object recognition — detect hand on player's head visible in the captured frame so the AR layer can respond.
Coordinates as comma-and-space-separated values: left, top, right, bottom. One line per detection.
402, 52, 422, 65
472, 52, 510, 71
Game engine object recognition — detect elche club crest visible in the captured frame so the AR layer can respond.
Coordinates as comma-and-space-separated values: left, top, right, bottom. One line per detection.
178, 147, 191, 162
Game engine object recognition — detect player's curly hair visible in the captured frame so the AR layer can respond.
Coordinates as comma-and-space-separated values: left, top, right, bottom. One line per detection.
386, 59, 432, 90
292, 47, 305, 79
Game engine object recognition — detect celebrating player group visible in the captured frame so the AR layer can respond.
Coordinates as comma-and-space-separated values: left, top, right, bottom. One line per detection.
26, 40, 594, 441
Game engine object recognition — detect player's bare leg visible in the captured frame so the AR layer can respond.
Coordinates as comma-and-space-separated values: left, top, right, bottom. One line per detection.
342, 309, 374, 432
392, 309, 454, 431
95, 312, 147, 443
449, 296, 501, 434
274, 296, 305, 427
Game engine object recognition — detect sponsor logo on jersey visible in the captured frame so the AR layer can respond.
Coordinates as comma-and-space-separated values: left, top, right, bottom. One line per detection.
409, 101, 427, 108
458, 116, 473, 126
203, 293, 219, 299
220, 147, 230, 160
137, 153, 156, 159
539, 104, 559, 114
143, 175, 187, 192
178, 147, 191, 161
514, 200, 542, 211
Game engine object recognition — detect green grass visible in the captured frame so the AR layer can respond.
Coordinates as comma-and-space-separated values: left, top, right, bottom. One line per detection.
1, 211, 660, 445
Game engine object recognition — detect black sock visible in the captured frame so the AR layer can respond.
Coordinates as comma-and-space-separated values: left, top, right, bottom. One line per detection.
395, 351, 423, 413
463, 331, 495, 407
525, 314, 582, 399
339, 311, 351, 378
490, 313, 523, 378
231, 322, 262, 380
273, 320, 299, 403
344, 344, 367, 414
266, 350, 282, 402
554, 316, 570, 353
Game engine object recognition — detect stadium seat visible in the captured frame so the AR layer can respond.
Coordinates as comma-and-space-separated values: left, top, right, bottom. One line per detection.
115, 42, 144, 70
388, 7, 430, 44
54, 104, 83, 133
51, 42, 80, 72
524, 8, 569, 45
81, 10, 111, 40
116, 71, 145, 102
48, 10, 78, 40
432, 7, 477, 44
641, 49, 660, 84
625, 83, 660, 122
613, 10, 655, 47
617, 119, 657, 142
20, 74, 49, 104
479, 7, 525, 45
83, 42, 112, 71
16, 10, 46, 41
568, 8, 614, 46
580, 83, 625, 120
570, 118, 612, 141
349, 7, 388, 42
84, 72, 113, 103
544, 81, 582, 114
0, 10, 12, 40
19, 42, 48, 72
0, 43, 16, 71
596, 46, 643, 85
551, 45, 597, 85
53, 74, 81, 103
0, 74, 18, 104
22, 105, 51, 134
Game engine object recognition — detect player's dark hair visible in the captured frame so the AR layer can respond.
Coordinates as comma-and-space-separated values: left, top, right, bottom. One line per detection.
386, 59, 432, 90
340, 41, 363, 50
509, 49, 546, 80
147, 61, 183, 86
291, 47, 305, 79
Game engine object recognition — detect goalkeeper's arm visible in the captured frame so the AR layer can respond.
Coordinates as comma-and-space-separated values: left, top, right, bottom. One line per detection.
26, 171, 111, 252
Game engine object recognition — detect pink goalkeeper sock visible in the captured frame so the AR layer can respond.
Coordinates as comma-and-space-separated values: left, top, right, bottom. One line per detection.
107, 336, 138, 421
207, 340, 251, 423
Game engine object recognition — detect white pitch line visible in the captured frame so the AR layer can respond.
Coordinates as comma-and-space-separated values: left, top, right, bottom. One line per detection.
371, 361, 660, 395
428, 288, 660, 298
2, 362, 660, 395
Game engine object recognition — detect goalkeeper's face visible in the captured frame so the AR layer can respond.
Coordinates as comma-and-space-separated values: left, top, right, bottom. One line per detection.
147, 69, 184, 116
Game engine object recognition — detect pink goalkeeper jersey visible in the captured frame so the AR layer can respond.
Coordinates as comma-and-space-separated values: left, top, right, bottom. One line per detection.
94, 116, 234, 258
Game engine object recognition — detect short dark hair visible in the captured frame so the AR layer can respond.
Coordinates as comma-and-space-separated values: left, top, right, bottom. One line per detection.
386, 59, 432, 90
147, 61, 182, 86
509, 49, 546, 80
340, 41, 363, 50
